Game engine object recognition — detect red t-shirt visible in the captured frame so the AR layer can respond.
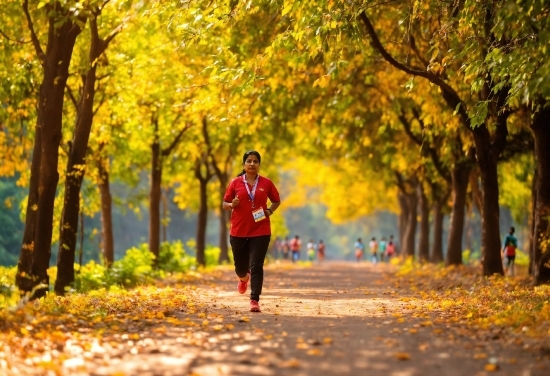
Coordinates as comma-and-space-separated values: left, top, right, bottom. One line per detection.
223, 175, 280, 237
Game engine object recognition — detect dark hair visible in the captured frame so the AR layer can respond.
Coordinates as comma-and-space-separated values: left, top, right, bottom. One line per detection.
237, 150, 261, 176
510, 227, 515, 234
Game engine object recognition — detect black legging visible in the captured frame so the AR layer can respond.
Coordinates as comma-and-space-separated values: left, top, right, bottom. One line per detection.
230, 235, 271, 301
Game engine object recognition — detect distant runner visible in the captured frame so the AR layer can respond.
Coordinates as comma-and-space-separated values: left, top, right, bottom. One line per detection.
317, 240, 326, 263
379, 237, 387, 263
502, 227, 518, 276
289, 235, 302, 263
354, 238, 365, 262
369, 237, 378, 264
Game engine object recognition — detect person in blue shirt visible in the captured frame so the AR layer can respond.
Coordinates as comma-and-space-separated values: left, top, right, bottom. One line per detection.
379, 237, 387, 263
354, 238, 365, 262
502, 227, 518, 276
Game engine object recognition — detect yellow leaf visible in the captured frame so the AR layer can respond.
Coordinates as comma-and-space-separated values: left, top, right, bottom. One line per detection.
282, 5, 292, 16
484, 364, 498, 372
307, 349, 322, 356
474, 353, 487, 359
394, 352, 411, 360
281, 358, 300, 368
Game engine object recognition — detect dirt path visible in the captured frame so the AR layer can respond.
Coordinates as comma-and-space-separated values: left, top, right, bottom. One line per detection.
180, 262, 548, 376
30, 262, 548, 376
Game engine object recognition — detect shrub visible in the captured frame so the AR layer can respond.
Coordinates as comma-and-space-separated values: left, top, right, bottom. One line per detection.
158, 241, 195, 272
0, 266, 17, 308
107, 244, 155, 287
74, 261, 107, 292
205, 245, 221, 267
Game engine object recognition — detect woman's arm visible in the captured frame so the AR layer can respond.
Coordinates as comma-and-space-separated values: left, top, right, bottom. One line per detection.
266, 201, 281, 216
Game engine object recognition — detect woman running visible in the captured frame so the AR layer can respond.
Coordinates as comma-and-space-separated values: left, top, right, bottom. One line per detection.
222, 150, 281, 312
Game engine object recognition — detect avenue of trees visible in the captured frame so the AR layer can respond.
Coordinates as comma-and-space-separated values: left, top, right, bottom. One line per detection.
0, 0, 548, 298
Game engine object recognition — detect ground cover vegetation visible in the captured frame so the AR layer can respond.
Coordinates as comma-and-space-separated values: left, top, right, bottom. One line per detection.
0, 1, 549, 366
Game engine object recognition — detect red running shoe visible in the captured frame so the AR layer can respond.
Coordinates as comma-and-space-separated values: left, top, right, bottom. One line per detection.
250, 299, 261, 312
237, 274, 249, 294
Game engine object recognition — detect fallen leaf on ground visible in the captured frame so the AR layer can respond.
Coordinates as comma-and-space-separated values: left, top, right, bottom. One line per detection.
484, 363, 498, 371
281, 358, 300, 368
307, 349, 322, 356
394, 352, 411, 360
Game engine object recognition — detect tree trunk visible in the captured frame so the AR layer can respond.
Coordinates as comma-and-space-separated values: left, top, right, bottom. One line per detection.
446, 164, 469, 266
149, 124, 162, 266
218, 174, 230, 263
97, 158, 114, 266
403, 189, 418, 258
55, 41, 101, 294
16, 120, 42, 294
431, 197, 445, 263
532, 105, 550, 284
161, 188, 169, 243
418, 183, 430, 262
397, 191, 408, 255
528, 166, 537, 276
16, 7, 84, 298
472, 127, 505, 276
196, 178, 208, 266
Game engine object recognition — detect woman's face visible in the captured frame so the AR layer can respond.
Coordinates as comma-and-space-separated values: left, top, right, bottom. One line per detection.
243, 154, 260, 174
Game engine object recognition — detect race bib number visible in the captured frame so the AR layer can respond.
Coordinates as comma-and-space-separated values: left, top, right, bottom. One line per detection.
252, 208, 266, 222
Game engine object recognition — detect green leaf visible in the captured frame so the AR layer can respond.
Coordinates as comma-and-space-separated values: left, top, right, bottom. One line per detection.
453, 102, 461, 116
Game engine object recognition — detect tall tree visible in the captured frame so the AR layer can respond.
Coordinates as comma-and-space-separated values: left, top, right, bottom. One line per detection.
148, 112, 190, 264
55, 4, 124, 295
359, 5, 510, 275
17, 1, 85, 297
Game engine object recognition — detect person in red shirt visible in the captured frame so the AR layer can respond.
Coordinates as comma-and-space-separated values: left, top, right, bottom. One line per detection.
222, 150, 281, 312
317, 240, 326, 262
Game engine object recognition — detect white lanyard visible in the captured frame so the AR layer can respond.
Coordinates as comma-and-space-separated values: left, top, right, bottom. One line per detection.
243, 174, 259, 208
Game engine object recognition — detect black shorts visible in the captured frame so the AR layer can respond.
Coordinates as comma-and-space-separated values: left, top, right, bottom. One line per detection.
506, 255, 515, 265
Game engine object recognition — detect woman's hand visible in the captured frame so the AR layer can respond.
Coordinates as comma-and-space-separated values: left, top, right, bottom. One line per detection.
231, 197, 240, 208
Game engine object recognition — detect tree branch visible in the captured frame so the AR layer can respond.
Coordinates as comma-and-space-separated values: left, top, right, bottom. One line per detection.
65, 84, 79, 109
22, 0, 45, 64
93, 91, 107, 116
409, 35, 429, 69
0, 28, 31, 44
359, 11, 470, 124
491, 87, 511, 158
397, 111, 423, 145
162, 117, 191, 157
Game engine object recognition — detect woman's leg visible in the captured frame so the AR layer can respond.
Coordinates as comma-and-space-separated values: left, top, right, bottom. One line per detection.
230, 236, 250, 279
248, 235, 271, 301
